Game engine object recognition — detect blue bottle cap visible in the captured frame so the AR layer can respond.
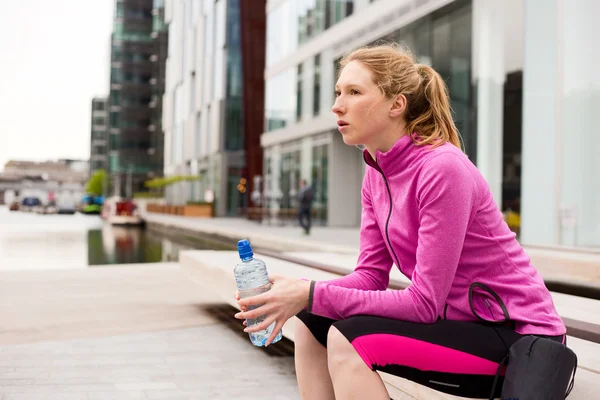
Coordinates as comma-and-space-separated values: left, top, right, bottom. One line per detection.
237, 239, 253, 260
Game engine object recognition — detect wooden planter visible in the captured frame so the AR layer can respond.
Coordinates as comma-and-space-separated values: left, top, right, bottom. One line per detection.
146, 202, 213, 218
183, 204, 213, 217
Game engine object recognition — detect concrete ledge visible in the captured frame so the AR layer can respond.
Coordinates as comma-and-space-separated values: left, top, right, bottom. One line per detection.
180, 250, 600, 399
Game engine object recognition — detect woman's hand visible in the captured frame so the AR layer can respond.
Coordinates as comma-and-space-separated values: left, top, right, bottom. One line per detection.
234, 275, 311, 346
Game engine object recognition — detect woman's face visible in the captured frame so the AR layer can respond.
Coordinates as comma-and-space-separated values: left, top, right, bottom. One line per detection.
332, 61, 393, 148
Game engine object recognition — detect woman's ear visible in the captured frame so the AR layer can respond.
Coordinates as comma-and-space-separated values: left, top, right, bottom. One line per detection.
389, 94, 407, 118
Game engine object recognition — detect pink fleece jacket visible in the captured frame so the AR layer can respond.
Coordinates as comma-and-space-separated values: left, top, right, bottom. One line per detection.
308, 135, 566, 336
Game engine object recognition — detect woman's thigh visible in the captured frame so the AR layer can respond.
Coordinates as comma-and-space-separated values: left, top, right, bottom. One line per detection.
332, 316, 523, 398
296, 310, 337, 347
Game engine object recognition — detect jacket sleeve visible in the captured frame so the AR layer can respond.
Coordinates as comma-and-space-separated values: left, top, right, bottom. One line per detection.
315, 170, 394, 291
308, 153, 479, 323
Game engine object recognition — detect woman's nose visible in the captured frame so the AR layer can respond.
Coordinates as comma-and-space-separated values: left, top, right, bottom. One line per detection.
332, 98, 344, 115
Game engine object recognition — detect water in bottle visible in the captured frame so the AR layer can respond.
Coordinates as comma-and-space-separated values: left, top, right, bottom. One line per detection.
234, 239, 283, 346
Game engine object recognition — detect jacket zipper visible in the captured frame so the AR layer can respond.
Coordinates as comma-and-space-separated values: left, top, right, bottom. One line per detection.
380, 171, 402, 274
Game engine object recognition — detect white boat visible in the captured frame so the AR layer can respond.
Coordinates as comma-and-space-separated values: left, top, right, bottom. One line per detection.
102, 196, 144, 226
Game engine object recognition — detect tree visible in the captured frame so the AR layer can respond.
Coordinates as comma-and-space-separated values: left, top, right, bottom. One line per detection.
144, 175, 200, 189
86, 169, 106, 196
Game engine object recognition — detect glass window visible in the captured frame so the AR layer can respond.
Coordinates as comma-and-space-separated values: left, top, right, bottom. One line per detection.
110, 67, 122, 84
296, 64, 303, 121
313, 54, 321, 116
93, 117, 106, 126
111, 43, 122, 62
190, 74, 196, 114
280, 150, 301, 209
225, 98, 243, 151
109, 154, 119, 172
203, 3, 215, 103
265, 68, 296, 131
224, 0, 243, 151
431, 3, 473, 156
195, 112, 201, 156
267, 2, 297, 67
93, 101, 106, 111
109, 134, 118, 150
333, 55, 342, 86
92, 131, 105, 140
110, 111, 120, 129
114, 21, 124, 37
225, 0, 241, 98
327, 0, 353, 29
94, 145, 107, 155
116, 2, 124, 18
311, 143, 328, 224
110, 90, 120, 105
345, 0, 354, 16
217, 0, 229, 100
206, 105, 212, 153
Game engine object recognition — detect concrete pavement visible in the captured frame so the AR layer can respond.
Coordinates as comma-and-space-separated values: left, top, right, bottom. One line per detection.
0, 263, 299, 400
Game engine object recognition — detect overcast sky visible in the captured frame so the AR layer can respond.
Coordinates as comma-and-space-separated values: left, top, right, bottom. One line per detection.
0, 1, 114, 171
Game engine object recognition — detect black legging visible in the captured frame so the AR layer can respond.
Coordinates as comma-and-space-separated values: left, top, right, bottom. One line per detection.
297, 311, 564, 399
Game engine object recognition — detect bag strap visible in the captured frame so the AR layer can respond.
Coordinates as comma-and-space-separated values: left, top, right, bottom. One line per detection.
565, 364, 577, 398
488, 353, 509, 400
469, 282, 511, 324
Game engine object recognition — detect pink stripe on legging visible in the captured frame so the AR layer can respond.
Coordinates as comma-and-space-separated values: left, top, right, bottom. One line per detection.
351, 334, 502, 375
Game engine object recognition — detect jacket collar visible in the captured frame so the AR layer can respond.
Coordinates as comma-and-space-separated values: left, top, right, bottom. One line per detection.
362, 134, 415, 174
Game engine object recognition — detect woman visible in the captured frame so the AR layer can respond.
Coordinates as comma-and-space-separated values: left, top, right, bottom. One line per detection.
234, 44, 566, 399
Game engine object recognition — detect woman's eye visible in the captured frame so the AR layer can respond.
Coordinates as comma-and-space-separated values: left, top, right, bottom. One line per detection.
350, 89, 359, 95
334, 91, 341, 97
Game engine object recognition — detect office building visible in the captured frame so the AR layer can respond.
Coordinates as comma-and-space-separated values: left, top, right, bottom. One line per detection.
90, 97, 108, 175
107, 0, 167, 197
163, 0, 266, 217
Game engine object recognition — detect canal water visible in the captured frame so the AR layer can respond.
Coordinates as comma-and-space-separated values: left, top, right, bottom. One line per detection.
0, 206, 231, 270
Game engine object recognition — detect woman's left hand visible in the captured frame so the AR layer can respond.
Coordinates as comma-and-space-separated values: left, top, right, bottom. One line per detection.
234, 275, 311, 346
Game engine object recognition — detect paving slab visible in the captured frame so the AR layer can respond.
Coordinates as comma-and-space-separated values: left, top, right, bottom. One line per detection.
0, 326, 299, 400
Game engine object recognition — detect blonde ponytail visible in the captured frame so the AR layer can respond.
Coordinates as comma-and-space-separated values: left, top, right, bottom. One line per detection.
406, 64, 462, 150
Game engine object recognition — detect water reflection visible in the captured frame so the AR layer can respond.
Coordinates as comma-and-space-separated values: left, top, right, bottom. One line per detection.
0, 206, 230, 270
87, 226, 163, 265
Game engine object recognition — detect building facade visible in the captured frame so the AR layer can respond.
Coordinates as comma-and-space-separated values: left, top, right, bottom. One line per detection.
163, 0, 266, 217
263, 0, 599, 247
107, 0, 166, 198
0, 160, 88, 206
90, 97, 108, 175
519, 0, 600, 248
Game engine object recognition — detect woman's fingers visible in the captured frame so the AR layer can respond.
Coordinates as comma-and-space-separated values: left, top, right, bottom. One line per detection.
265, 320, 284, 346
244, 314, 277, 333
238, 292, 269, 308
234, 291, 248, 312
235, 302, 274, 320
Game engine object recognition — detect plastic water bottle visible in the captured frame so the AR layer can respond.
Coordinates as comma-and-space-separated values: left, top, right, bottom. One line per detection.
234, 239, 283, 346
